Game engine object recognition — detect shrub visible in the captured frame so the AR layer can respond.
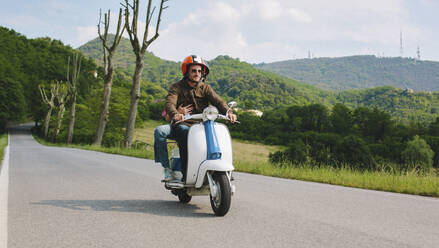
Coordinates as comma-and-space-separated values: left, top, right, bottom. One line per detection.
269, 151, 291, 165
424, 136, 439, 168
285, 139, 309, 164
334, 135, 377, 170
401, 135, 434, 173
269, 139, 309, 166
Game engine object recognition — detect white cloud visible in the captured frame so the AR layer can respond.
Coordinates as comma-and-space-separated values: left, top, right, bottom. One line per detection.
207, 2, 240, 22
287, 8, 312, 23
148, 0, 434, 62
257, 1, 282, 20
76, 26, 97, 46
2, 14, 47, 29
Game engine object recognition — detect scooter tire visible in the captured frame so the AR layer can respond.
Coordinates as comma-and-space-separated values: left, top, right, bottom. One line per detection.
178, 191, 192, 204
210, 172, 231, 216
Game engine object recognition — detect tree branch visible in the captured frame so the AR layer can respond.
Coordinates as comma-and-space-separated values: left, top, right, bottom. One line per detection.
142, 0, 167, 53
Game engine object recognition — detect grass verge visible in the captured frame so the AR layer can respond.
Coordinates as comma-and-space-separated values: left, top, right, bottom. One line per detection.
0, 134, 7, 166
235, 160, 439, 197
33, 135, 154, 160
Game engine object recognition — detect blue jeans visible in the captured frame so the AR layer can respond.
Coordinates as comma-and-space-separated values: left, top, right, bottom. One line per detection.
154, 124, 175, 168
173, 124, 190, 180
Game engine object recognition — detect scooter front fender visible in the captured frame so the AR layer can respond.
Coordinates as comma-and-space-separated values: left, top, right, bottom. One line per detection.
195, 160, 234, 188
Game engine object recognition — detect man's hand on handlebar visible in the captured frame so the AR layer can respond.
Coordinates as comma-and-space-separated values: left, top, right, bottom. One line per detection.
228, 112, 237, 123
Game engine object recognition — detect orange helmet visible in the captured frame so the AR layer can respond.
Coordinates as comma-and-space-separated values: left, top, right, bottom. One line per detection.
181, 55, 210, 78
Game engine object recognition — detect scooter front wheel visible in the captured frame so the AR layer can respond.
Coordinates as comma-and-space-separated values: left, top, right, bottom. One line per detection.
210, 172, 231, 216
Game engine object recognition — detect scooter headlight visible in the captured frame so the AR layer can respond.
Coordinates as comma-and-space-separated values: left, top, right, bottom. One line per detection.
203, 106, 219, 121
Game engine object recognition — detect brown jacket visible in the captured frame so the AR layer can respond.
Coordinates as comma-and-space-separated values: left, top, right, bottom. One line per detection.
165, 79, 229, 126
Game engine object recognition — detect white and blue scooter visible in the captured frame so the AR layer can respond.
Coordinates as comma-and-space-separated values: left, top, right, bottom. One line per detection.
164, 102, 237, 216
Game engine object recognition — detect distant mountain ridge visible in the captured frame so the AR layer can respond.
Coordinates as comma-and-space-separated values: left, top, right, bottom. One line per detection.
255, 55, 439, 92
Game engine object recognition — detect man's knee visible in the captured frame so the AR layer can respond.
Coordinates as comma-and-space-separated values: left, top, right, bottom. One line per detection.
154, 125, 171, 140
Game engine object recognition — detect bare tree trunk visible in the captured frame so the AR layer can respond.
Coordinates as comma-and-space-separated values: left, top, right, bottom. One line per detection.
52, 82, 69, 143
43, 107, 53, 138
124, 56, 143, 147
122, 0, 167, 148
66, 93, 77, 143
67, 53, 82, 144
93, 8, 125, 146
94, 57, 114, 145
53, 104, 66, 142
38, 83, 57, 139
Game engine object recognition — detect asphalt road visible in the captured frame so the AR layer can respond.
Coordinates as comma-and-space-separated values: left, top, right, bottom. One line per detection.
3, 125, 439, 248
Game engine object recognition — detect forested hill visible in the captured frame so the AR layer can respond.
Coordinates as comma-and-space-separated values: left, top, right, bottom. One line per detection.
255, 55, 439, 92
0, 26, 97, 132
77, 35, 439, 122
78, 36, 335, 109
338, 86, 439, 123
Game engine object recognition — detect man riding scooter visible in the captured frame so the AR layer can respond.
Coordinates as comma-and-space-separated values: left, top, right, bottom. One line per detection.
165, 55, 237, 181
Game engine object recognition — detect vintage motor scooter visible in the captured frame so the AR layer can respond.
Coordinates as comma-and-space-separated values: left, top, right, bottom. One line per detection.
164, 102, 237, 216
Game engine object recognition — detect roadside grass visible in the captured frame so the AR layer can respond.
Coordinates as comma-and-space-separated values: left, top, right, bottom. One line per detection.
235, 161, 439, 197
32, 120, 439, 197
0, 134, 7, 166
33, 135, 154, 160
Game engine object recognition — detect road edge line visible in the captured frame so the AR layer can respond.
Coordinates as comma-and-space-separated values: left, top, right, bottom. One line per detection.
0, 132, 10, 248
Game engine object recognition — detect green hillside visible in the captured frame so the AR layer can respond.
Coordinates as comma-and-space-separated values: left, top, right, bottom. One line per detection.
255, 55, 439, 92
338, 86, 439, 123
78, 36, 336, 110
77, 36, 439, 123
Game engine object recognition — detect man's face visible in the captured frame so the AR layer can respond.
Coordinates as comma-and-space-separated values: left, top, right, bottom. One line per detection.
188, 64, 202, 83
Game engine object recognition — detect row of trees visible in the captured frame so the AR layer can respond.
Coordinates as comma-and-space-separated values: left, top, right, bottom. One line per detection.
94, 0, 168, 148
38, 54, 82, 142
229, 103, 439, 172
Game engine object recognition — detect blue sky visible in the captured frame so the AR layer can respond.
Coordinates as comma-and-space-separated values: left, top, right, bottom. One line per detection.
1, 0, 439, 63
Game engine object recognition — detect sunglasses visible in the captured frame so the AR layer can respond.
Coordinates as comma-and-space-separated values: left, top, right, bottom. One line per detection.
191, 69, 202, 73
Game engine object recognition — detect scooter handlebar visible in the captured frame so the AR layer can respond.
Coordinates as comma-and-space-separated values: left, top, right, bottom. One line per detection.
219, 114, 240, 124
182, 113, 239, 124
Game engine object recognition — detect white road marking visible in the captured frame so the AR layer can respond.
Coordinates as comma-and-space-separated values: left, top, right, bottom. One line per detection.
0, 133, 10, 248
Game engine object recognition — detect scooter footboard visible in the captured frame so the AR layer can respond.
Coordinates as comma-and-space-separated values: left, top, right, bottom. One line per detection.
195, 160, 234, 188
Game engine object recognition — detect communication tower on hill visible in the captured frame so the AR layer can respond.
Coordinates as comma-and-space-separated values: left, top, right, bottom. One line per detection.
400, 30, 404, 57
417, 46, 421, 60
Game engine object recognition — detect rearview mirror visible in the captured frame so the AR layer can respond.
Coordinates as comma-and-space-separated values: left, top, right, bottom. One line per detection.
228, 101, 237, 108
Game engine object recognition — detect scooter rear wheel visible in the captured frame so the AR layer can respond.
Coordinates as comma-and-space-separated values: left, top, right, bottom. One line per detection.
178, 190, 192, 203
210, 172, 231, 216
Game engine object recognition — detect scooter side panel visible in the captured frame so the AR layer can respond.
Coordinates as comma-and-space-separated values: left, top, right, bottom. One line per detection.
186, 124, 207, 185
216, 123, 233, 165
186, 123, 234, 186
